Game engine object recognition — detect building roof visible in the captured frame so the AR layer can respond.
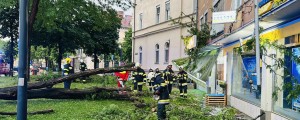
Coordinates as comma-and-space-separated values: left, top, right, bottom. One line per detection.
118, 11, 132, 28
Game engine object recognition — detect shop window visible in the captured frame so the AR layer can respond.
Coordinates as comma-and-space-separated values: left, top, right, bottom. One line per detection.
231, 53, 261, 105
273, 46, 300, 119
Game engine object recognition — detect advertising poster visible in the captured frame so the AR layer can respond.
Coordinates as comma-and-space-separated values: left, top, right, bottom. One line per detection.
242, 56, 257, 87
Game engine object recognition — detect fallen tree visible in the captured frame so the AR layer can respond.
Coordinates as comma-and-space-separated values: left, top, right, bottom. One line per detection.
0, 63, 135, 94
0, 63, 149, 110
0, 109, 54, 115
0, 87, 134, 100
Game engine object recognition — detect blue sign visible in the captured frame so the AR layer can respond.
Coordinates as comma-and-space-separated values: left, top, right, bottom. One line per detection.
291, 48, 300, 110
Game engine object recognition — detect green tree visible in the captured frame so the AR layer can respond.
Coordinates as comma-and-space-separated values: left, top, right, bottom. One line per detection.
0, 4, 19, 76
76, 2, 121, 69
121, 28, 132, 63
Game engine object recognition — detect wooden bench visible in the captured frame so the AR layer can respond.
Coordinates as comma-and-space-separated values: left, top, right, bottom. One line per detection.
206, 94, 226, 106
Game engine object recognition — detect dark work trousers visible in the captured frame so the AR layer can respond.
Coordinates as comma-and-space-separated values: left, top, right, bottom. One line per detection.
148, 81, 154, 91
133, 81, 138, 92
179, 85, 188, 98
138, 82, 143, 92
64, 80, 72, 89
167, 84, 172, 94
157, 104, 167, 120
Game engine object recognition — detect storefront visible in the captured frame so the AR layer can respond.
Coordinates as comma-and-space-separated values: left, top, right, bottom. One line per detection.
221, 16, 300, 119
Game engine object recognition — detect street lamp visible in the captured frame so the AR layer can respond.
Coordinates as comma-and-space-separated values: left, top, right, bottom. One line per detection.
17, 0, 29, 119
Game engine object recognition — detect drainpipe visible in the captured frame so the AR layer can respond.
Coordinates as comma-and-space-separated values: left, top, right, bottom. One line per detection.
132, 0, 136, 63
179, 0, 183, 58
196, 0, 199, 29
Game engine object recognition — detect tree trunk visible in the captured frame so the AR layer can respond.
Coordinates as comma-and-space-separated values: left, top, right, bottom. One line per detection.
29, 0, 40, 34
0, 88, 134, 100
9, 39, 14, 77
57, 43, 63, 71
0, 63, 135, 94
93, 49, 98, 69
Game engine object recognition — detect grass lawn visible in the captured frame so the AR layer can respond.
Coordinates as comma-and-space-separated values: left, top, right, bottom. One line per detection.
0, 75, 235, 120
0, 76, 18, 88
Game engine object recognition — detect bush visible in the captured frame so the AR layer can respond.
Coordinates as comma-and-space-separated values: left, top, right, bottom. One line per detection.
94, 104, 152, 120
88, 75, 117, 87
30, 71, 61, 82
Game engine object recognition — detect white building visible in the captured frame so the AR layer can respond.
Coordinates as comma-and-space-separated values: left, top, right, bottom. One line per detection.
132, 0, 197, 71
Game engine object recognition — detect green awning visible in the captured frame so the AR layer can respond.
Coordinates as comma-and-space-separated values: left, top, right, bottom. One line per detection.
173, 45, 221, 82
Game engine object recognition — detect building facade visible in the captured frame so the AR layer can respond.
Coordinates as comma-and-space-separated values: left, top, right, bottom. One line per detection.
199, 0, 300, 119
132, 0, 197, 71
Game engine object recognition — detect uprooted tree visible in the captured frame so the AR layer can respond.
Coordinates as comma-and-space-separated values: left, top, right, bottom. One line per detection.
0, 63, 139, 101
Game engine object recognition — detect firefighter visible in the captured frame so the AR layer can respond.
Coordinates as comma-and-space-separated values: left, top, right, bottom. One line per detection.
153, 68, 161, 90
154, 70, 170, 120
147, 68, 155, 92
177, 67, 188, 98
79, 59, 87, 82
132, 62, 146, 92
163, 64, 175, 94
63, 58, 74, 89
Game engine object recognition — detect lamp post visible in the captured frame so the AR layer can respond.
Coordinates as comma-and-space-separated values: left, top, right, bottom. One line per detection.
17, 0, 29, 119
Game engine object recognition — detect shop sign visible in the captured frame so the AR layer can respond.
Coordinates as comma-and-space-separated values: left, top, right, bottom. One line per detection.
184, 35, 197, 49
212, 11, 236, 24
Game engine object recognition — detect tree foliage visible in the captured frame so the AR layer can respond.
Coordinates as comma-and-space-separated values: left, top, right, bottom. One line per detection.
121, 28, 132, 63
0, 3, 19, 76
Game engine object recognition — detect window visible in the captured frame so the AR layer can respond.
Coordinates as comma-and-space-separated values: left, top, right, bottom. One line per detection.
232, 0, 243, 10
155, 44, 159, 64
156, 5, 160, 23
165, 1, 170, 21
200, 17, 204, 27
211, 0, 225, 36
231, 53, 261, 105
164, 42, 170, 63
204, 13, 208, 24
193, 0, 197, 13
139, 13, 143, 29
139, 47, 142, 64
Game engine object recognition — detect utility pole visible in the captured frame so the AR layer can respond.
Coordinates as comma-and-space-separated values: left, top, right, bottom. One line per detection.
254, 0, 260, 88
17, 0, 29, 119
255, 0, 266, 119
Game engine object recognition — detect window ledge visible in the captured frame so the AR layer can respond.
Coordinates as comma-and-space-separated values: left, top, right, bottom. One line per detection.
155, 63, 159, 64
164, 62, 169, 65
